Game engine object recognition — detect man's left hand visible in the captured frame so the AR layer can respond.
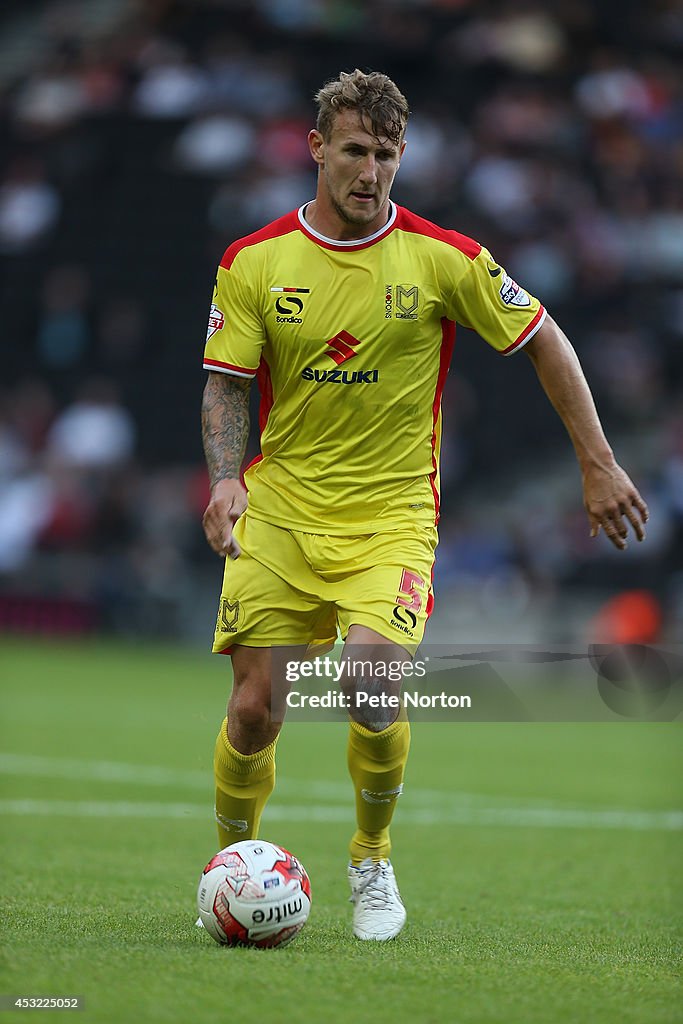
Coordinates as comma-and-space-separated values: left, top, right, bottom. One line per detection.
582, 464, 648, 550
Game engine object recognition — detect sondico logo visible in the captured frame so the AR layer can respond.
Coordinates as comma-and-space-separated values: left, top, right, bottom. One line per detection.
301, 331, 380, 385
271, 286, 309, 323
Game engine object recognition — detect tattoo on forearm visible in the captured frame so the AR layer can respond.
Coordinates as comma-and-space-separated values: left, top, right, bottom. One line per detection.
201, 372, 251, 486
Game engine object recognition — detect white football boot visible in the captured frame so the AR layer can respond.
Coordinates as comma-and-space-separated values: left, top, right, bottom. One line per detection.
348, 858, 406, 940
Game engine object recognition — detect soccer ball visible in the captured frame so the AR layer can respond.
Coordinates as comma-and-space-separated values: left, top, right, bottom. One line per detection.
197, 839, 312, 948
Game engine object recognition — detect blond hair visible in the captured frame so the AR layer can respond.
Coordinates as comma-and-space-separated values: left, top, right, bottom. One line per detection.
315, 69, 409, 146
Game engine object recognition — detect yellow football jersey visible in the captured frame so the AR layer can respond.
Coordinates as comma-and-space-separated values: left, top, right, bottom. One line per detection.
203, 203, 546, 534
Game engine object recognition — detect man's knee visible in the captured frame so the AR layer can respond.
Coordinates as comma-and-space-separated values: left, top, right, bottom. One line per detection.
226, 658, 281, 751
229, 683, 272, 733
341, 634, 408, 731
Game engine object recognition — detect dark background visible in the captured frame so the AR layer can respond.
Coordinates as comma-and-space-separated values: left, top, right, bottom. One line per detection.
0, 0, 681, 645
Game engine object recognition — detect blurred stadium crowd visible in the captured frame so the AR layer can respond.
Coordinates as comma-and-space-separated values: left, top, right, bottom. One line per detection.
0, 0, 681, 643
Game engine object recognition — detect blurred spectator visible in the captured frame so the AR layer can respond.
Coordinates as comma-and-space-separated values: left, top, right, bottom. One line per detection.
575, 54, 652, 120
0, 159, 60, 252
0, 472, 55, 573
396, 113, 461, 193
201, 47, 301, 117
12, 49, 88, 133
78, 40, 126, 112
255, 116, 313, 173
463, 155, 539, 227
97, 297, 146, 367
509, 240, 574, 305
37, 264, 92, 369
133, 39, 208, 118
4, 380, 56, 457
47, 379, 136, 469
241, 170, 316, 226
173, 114, 255, 175
450, 10, 566, 71
587, 590, 663, 644
585, 320, 664, 423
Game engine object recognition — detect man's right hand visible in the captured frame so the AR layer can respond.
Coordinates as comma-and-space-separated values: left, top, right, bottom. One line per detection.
202, 478, 248, 558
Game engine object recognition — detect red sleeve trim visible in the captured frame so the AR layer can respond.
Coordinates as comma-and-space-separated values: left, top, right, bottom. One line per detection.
394, 207, 482, 261
501, 306, 547, 355
203, 358, 258, 377
220, 211, 300, 270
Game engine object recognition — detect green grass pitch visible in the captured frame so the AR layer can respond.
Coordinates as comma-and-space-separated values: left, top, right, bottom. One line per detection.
0, 639, 681, 1024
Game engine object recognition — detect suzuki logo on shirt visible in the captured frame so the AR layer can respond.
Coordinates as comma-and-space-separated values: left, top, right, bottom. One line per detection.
301, 330, 380, 384
325, 330, 361, 365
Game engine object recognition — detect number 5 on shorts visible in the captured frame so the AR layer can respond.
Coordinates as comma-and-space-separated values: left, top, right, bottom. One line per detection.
396, 569, 425, 614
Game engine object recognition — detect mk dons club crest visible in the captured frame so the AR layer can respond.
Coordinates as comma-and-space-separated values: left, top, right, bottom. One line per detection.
217, 598, 241, 633
384, 284, 420, 320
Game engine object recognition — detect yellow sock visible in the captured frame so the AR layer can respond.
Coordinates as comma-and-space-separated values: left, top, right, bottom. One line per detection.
213, 718, 277, 848
347, 717, 410, 865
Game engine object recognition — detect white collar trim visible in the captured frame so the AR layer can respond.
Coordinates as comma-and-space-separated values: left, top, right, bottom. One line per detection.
298, 202, 397, 246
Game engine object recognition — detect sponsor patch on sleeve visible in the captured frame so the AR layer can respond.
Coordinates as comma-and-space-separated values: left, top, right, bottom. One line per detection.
499, 274, 531, 308
206, 303, 225, 341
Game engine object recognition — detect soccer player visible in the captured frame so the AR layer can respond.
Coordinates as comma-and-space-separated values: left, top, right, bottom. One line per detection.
200, 70, 648, 940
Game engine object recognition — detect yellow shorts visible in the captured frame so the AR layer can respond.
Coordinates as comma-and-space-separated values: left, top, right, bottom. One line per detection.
212, 515, 438, 656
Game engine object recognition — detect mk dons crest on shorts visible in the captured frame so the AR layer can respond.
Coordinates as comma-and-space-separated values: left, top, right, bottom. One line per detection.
217, 598, 241, 633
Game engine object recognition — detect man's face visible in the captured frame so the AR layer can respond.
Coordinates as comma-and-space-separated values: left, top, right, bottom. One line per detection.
309, 108, 405, 232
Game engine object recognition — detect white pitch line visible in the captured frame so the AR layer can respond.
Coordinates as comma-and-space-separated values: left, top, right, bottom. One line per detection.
0, 800, 354, 823
0, 753, 351, 798
0, 798, 681, 832
0, 799, 209, 821
2, 753, 668, 814
0, 753, 355, 800
0, 753, 506, 804
0, 753, 209, 789
1, 753, 681, 831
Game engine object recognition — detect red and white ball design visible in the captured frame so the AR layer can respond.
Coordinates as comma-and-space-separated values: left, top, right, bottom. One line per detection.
197, 840, 312, 948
